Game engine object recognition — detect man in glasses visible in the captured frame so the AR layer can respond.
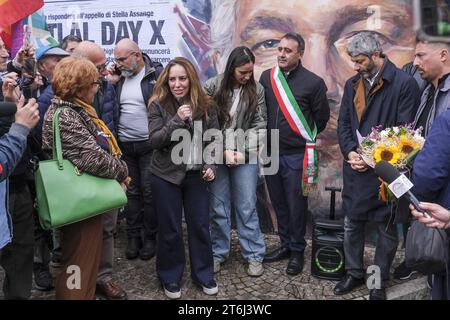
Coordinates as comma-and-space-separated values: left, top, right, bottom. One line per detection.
72, 40, 128, 300
112, 38, 163, 265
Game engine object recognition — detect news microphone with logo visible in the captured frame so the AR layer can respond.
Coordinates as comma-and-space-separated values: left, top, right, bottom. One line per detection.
374, 160, 430, 218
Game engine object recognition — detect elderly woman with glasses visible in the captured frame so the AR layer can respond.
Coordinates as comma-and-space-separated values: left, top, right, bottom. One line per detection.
42, 56, 129, 300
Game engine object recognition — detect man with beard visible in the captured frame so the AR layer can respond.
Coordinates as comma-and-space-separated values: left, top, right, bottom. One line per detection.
335, 32, 420, 300
260, 33, 330, 275
208, 0, 417, 214
113, 39, 162, 262
394, 40, 450, 293
413, 41, 450, 136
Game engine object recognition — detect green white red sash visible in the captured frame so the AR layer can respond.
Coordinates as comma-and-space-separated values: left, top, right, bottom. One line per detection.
270, 66, 318, 196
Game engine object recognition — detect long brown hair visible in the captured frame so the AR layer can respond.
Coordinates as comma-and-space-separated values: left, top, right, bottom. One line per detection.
214, 46, 257, 128
149, 57, 213, 120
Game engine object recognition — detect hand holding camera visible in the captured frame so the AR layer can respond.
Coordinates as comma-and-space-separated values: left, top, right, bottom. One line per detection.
1, 72, 20, 103
14, 43, 35, 68
15, 97, 39, 129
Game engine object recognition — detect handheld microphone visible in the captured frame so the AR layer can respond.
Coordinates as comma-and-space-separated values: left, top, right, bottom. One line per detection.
0, 102, 17, 117
175, 96, 183, 106
374, 160, 431, 218
175, 96, 193, 128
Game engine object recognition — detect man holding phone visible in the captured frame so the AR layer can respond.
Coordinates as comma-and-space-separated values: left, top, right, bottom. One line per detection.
113, 38, 163, 262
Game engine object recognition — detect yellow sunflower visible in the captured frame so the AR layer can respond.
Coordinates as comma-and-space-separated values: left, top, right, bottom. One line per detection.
398, 137, 420, 155
374, 145, 401, 165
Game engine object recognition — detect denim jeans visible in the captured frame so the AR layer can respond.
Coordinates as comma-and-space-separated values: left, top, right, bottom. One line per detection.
119, 140, 157, 240
209, 164, 265, 263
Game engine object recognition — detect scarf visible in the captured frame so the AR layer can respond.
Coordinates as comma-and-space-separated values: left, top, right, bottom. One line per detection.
74, 98, 122, 157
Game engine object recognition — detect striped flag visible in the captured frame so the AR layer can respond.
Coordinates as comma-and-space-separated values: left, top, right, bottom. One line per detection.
11, 9, 59, 58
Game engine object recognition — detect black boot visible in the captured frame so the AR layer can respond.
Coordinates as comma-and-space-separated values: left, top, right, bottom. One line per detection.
33, 263, 54, 291
140, 239, 156, 260
125, 237, 142, 260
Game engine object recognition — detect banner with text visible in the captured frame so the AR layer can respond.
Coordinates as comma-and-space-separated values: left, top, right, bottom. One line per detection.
43, 0, 178, 65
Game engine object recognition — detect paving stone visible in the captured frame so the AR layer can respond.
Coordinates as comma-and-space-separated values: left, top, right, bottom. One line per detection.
0, 222, 430, 300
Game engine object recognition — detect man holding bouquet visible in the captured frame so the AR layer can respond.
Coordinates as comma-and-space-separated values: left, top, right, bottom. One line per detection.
335, 32, 420, 300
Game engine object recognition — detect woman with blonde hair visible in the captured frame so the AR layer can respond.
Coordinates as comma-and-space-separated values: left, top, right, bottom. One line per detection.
148, 57, 220, 299
42, 56, 129, 299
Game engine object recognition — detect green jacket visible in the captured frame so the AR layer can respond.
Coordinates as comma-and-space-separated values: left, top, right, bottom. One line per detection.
203, 74, 267, 155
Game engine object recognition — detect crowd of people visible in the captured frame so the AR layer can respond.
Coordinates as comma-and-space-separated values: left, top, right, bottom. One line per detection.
0, 24, 450, 301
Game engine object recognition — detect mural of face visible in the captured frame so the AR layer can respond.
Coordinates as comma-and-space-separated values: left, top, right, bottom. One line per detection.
211, 0, 415, 212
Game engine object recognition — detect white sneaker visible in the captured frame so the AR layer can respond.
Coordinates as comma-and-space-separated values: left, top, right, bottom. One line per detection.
200, 279, 219, 295
247, 261, 264, 277
163, 283, 181, 299
213, 259, 221, 273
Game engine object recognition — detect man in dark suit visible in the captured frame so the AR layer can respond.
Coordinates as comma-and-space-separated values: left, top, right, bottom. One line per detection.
260, 32, 330, 275
335, 32, 420, 300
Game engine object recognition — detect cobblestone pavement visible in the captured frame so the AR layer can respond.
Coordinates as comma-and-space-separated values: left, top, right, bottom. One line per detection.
1, 220, 423, 300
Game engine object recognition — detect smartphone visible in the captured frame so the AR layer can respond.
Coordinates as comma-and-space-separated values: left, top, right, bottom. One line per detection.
112, 63, 122, 76
23, 25, 32, 53
22, 84, 34, 103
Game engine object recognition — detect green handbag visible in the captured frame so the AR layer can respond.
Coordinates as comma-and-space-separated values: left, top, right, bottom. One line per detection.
35, 107, 128, 230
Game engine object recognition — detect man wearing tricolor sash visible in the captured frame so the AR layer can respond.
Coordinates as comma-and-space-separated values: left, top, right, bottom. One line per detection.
260, 33, 330, 275
335, 32, 420, 300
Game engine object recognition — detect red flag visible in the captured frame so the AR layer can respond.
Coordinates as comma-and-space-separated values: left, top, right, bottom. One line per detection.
0, 0, 44, 28
0, 25, 11, 48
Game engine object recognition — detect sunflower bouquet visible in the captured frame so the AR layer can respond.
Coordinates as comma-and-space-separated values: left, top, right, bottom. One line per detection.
358, 125, 425, 169
358, 125, 425, 203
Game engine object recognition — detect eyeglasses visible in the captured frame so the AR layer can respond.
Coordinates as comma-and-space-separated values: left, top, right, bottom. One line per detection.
114, 52, 136, 63
96, 62, 107, 72
92, 79, 103, 88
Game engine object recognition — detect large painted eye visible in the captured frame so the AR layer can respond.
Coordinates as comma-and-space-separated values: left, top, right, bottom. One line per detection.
251, 39, 280, 52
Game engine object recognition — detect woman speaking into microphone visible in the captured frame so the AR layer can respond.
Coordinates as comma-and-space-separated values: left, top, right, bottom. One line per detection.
148, 57, 220, 299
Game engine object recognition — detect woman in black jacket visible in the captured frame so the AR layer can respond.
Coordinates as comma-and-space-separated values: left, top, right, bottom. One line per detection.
148, 57, 220, 299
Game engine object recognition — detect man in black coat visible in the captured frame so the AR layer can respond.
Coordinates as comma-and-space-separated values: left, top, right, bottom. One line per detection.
260, 33, 330, 275
335, 32, 420, 300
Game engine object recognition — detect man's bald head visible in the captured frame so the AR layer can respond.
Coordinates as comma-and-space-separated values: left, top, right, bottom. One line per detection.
115, 38, 140, 53
73, 41, 105, 61
113, 38, 144, 77
73, 41, 107, 76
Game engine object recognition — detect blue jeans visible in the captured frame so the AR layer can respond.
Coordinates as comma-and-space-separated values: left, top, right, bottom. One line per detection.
209, 164, 266, 263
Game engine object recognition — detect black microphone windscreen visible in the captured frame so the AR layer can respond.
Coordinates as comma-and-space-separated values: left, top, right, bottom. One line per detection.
374, 160, 401, 184
0, 102, 17, 117
175, 97, 183, 106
